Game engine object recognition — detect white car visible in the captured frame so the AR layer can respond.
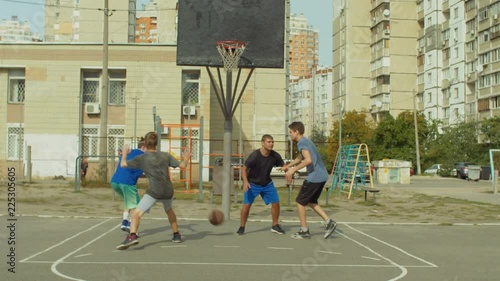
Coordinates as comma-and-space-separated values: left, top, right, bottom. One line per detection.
270, 160, 308, 179
424, 164, 442, 174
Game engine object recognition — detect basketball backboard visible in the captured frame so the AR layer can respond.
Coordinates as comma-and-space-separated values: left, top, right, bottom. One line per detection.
176, 0, 286, 69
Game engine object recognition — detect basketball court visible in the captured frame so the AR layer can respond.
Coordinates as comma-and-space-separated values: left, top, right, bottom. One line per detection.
8, 216, 500, 281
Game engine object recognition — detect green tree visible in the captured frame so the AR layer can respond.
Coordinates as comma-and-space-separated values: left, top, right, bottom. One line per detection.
326, 110, 375, 165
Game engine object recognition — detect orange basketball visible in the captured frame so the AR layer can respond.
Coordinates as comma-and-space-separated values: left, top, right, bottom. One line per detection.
209, 209, 224, 226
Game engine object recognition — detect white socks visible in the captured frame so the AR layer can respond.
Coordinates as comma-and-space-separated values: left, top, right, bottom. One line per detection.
123, 211, 129, 221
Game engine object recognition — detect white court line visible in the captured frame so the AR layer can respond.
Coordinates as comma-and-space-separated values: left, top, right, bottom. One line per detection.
343, 223, 438, 267
336, 230, 409, 281
267, 247, 294, 250
214, 245, 240, 248
23, 260, 436, 268
361, 256, 381, 261
73, 253, 92, 258
50, 220, 118, 281
20, 219, 111, 262
160, 245, 187, 248
318, 250, 342, 255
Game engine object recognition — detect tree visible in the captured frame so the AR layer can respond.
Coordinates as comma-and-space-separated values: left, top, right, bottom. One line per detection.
326, 110, 375, 165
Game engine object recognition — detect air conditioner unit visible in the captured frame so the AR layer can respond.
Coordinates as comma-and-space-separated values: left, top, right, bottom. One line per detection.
454, 37, 458, 42
161, 126, 169, 135
477, 64, 484, 73
384, 29, 390, 35
418, 47, 423, 53
442, 40, 446, 46
182, 105, 196, 115
85, 103, 100, 114
470, 30, 475, 35
494, 13, 499, 20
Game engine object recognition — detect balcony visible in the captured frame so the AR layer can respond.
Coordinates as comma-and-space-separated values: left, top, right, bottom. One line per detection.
443, 0, 449, 12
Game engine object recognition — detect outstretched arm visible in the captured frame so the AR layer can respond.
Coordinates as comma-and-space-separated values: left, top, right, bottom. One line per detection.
120, 144, 131, 168
178, 149, 191, 169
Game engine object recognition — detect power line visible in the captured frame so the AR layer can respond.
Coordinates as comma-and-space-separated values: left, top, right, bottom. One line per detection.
0, 0, 176, 12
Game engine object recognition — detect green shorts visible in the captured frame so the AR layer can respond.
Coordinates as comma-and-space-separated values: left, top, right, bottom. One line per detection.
111, 182, 141, 210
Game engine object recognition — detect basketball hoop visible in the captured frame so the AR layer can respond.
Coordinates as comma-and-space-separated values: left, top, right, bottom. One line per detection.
216, 40, 246, 72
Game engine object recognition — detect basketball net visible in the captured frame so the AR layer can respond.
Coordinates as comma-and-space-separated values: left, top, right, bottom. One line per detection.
216, 40, 246, 72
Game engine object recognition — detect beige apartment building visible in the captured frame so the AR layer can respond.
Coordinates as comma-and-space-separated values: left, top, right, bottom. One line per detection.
332, 0, 416, 122
0, 43, 286, 181
289, 13, 319, 78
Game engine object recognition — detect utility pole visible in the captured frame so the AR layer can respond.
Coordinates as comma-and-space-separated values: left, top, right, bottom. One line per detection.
133, 96, 139, 148
338, 100, 342, 149
413, 89, 422, 175
98, 0, 113, 181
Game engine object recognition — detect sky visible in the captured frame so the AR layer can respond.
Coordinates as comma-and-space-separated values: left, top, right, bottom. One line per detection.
0, 0, 333, 66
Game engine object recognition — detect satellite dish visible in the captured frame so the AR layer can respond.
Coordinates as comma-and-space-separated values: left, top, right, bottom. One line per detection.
383, 9, 390, 17
375, 101, 382, 108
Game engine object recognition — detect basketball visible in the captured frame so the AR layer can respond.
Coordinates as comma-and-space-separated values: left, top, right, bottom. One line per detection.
209, 209, 224, 226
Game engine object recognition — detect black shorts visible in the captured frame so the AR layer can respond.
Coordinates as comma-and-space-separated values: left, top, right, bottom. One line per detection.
295, 180, 326, 206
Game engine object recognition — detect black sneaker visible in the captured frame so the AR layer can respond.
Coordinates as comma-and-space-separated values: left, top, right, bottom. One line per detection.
271, 224, 285, 234
172, 233, 182, 243
324, 219, 338, 239
291, 229, 310, 239
116, 234, 139, 250
236, 226, 245, 235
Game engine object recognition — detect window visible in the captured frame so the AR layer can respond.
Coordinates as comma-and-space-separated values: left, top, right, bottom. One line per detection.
8, 69, 25, 103
427, 92, 432, 103
443, 107, 450, 118
82, 71, 100, 103
454, 88, 459, 99
453, 108, 459, 117
454, 7, 459, 19
82, 127, 99, 158
493, 96, 500, 109
181, 128, 199, 162
427, 54, 432, 65
182, 70, 200, 105
109, 71, 126, 105
108, 128, 125, 156
7, 126, 23, 160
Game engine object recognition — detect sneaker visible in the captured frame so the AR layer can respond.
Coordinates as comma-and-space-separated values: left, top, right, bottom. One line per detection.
271, 224, 285, 234
116, 234, 139, 250
172, 233, 182, 243
324, 219, 338, 239
291, 229, 310, 239
236, 226, 245, 235
120, 220, 130, 233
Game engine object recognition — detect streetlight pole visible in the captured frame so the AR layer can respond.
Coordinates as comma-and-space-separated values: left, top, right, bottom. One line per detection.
133, 96, 139, 147
413, 89, 422, 175
98, 0, 113, 181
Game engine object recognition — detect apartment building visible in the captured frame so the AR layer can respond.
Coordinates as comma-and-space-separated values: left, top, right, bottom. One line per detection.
333, 0, 416, 123
0, 16, 41, 42
289, 13, 319, 78
0, 43, 286, 180
135, 2, 158, 43
289, 67, 333, 135
44, 0, 134, 43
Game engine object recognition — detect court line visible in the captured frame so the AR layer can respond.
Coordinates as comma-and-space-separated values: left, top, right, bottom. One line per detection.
50, 220, 118, 281
23, 260, 434, 267
267, 247, 294, 250
20, 219, 112, 262
10, 214, 500, 226
343, 223, 438, 267
335, 230, 408, 281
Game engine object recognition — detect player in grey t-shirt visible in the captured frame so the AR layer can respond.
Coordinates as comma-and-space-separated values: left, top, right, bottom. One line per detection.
116, 132, 190, 250
284, 121, 337, 240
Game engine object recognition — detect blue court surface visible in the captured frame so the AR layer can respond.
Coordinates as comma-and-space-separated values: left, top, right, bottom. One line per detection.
4, 216, 500, 281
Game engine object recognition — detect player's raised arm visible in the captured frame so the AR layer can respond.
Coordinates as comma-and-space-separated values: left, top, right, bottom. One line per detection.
120, 144, 131, 168
178, 149, 191, 169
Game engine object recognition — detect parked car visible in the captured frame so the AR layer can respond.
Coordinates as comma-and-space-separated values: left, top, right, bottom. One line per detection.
424, 164, 442, 174
270, 160, 308, 179
454, 162, 477, 179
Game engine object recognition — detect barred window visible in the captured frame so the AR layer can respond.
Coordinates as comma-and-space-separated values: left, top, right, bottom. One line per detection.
82, 71, 100, 103
108, 128, 125, 156
109, 71, 126, 105
83, 127, 99, 158
7, 127, 24, 160
182, 70, 200, 105
181, 128, 199, 162
9, 69, 25, 103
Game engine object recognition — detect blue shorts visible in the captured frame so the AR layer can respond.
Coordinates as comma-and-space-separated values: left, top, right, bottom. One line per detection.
243, 182, 280, 205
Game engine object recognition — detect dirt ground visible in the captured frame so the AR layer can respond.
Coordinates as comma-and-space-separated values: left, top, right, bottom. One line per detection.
2, 178, 500, 224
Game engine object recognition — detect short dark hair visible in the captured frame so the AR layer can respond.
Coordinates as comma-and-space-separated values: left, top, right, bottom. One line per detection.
261, 134, 273, 142
288, 121, 305, 135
